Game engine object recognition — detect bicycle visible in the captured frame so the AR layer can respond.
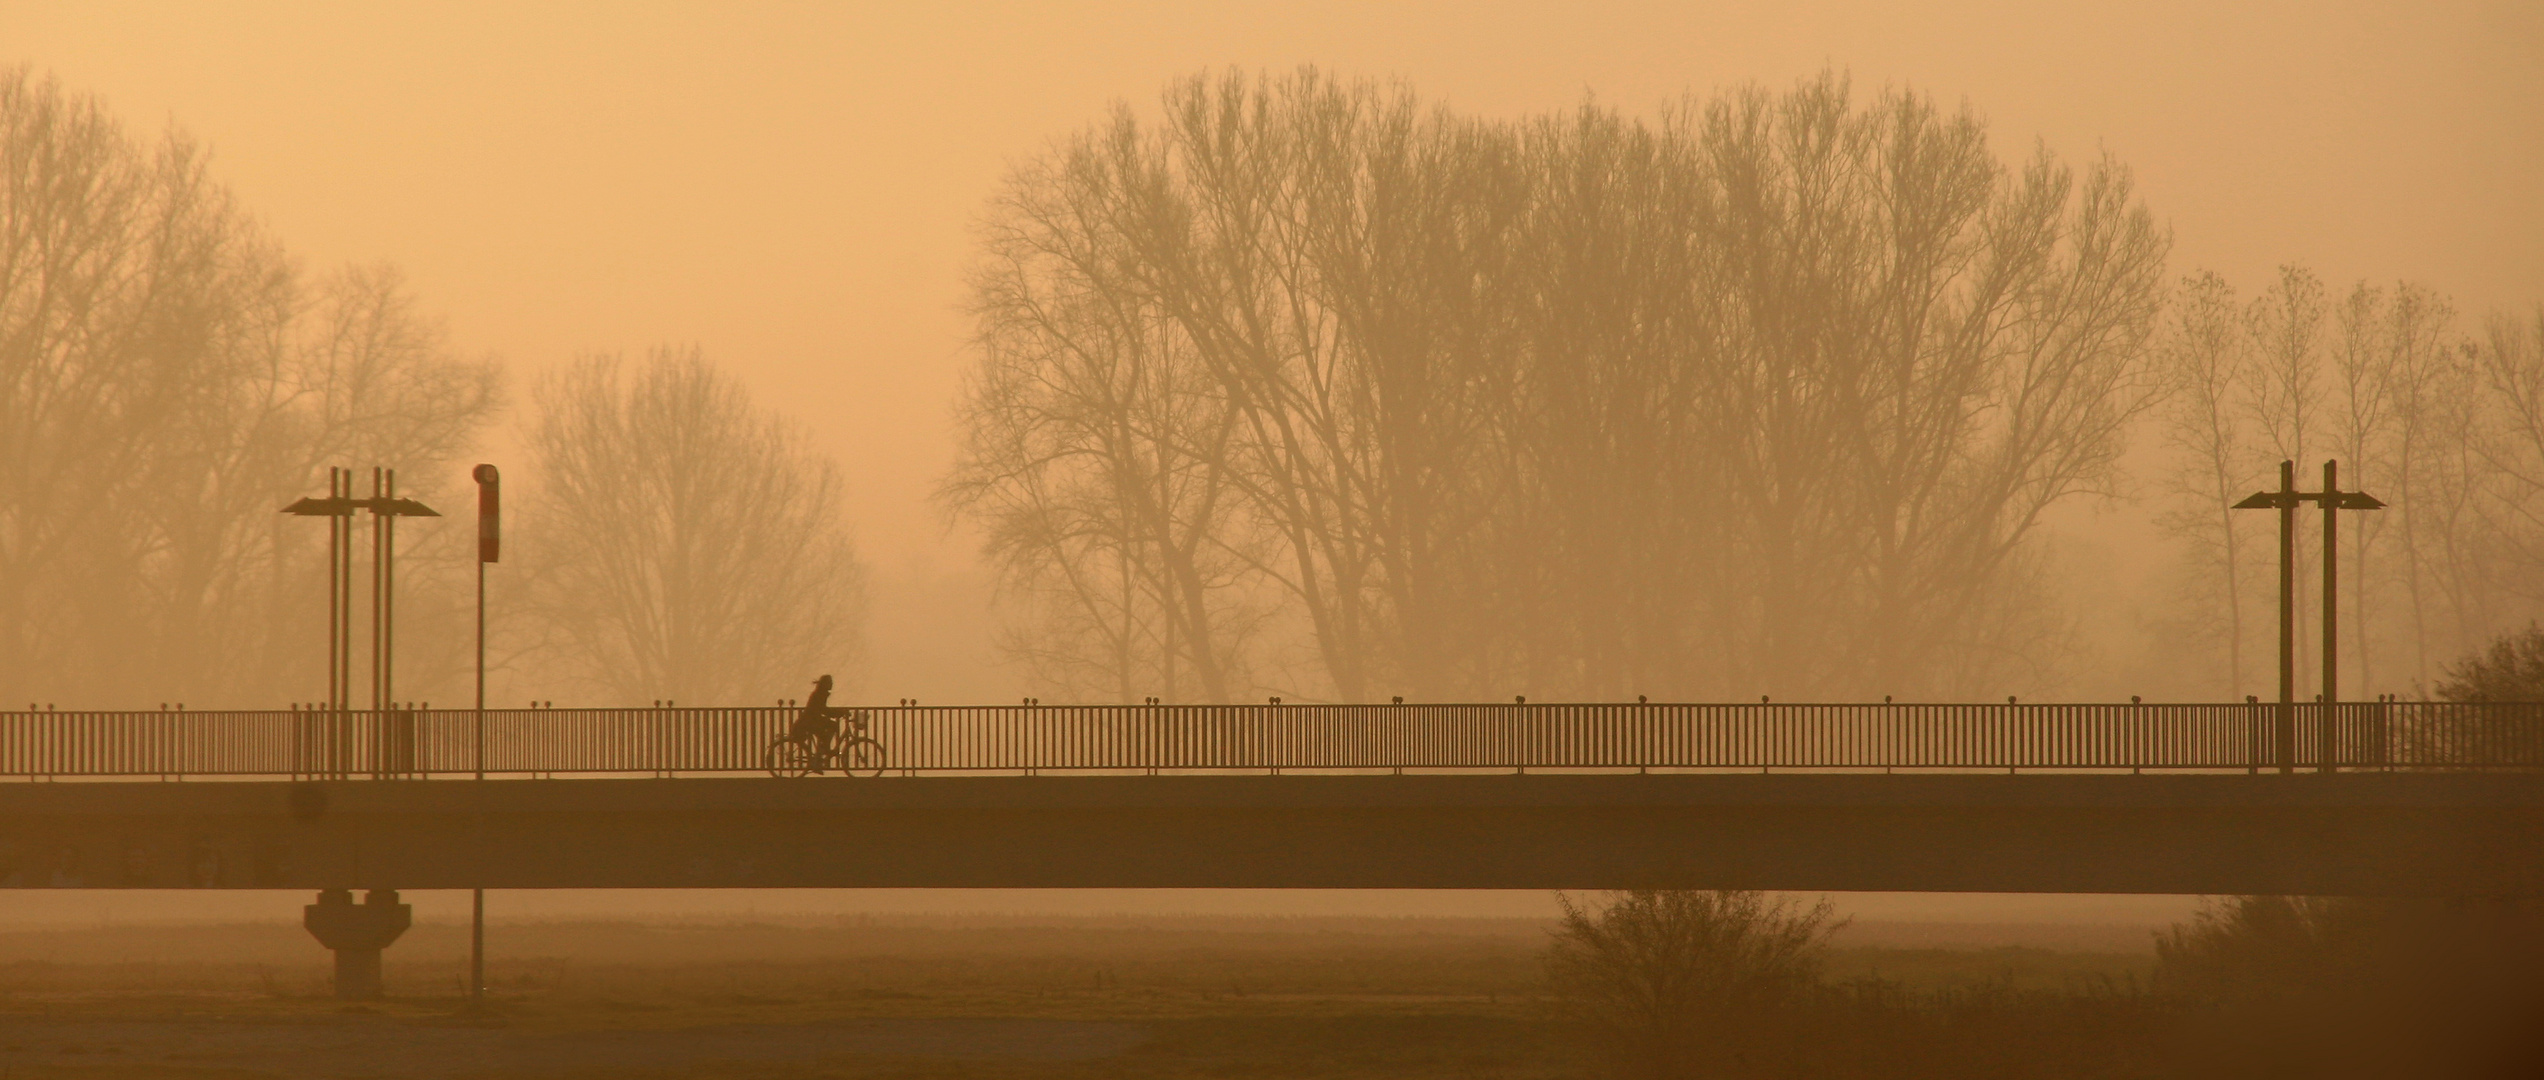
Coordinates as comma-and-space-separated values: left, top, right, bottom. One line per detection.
763, 709, 886, 777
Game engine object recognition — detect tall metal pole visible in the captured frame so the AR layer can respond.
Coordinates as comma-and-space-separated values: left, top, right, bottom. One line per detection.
2322, 459, 2340, 773
2277, 459, 2296, 775
337, 468, 354, 776
373, 467, 387, 779
476, 556, 486, 776
284, 469, 434, 779
2235, 460, 2384, 775
469, 462, 499, 1007
473, 550, 486, 1004
323, 468, 340, 780
370, 467, 384, 716
326, 468, 339, 713
471, 886, 484, 1005
384, 468, 396, 717
471, 464, 500, 777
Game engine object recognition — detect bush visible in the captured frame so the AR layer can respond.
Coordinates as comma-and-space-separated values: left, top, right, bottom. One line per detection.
1544, 890, 1841, 1079
2155, 896, 2544, 1077
2152, 895, 2386, 1005
2434, 623, 2544, 701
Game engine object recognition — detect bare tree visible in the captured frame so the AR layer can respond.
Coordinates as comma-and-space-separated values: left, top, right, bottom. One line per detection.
0, 67, 500, 707
2330, 282, 2394, 689
1127, 70, 1526, 702
2476, 306, 2544, 582
0, 65, 267, 702
2236, 266, 2332, 689
1503, 103, 1705, 700
2321, 280, 2463, 697
2246, 266, 2330, 470
2146, 266, 2544, 702
953, 67, 2168, 704
1671, 76, 2169, 699
524, 347, 867, 705
2381, 288, 2471, 689
2314, 280, 2486, 697
2156, 272, 2259, 695
950, 120, 1268, 703
136, 264, 499, 705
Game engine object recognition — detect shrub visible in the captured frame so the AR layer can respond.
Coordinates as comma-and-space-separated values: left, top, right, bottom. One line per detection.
2434, 623, 2544, 701
2155, 896, 2544, 1077
1544, 890, 1841, 1079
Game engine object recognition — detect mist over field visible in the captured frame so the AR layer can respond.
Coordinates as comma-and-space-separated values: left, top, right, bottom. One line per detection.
2, 3, 2540, 1076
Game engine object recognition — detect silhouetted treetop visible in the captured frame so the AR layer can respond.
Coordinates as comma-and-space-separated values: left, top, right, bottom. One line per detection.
0, 66, 501, 707
524, 347, 868, 705
2435, 623, 2544, 702
950, 66, 2168, 703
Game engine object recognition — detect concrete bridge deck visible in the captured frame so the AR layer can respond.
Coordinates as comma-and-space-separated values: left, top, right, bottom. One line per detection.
7, 771, 2540, 897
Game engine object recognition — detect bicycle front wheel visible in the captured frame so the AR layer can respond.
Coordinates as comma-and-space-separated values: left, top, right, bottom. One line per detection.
839, 737, 886, 778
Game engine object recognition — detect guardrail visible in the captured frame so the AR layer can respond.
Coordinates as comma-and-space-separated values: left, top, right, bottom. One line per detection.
6, 701, 2543, 780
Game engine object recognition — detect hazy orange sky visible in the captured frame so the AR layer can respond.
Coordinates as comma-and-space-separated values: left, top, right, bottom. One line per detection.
7, 0, 2534, 925
6, 0, 2539, 698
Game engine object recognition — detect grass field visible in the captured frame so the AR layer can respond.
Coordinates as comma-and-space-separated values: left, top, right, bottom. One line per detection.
0, 914, 2161, 1079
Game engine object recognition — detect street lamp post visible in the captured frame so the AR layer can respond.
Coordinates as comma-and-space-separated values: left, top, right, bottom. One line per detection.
283, 470, 358, 774
470, 462, 499, 1007
283, 469, 438, 778
2233, 459, 2384, 773
472, 464, 499, 778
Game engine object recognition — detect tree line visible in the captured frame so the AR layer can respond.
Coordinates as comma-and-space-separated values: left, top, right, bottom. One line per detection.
8, 61, 2538, 710
0, 68, 864, 709
949, 67, 2544, 705
0, 68, 499, 706
948, 67, 2171, 705
2155, 266, 2544, 700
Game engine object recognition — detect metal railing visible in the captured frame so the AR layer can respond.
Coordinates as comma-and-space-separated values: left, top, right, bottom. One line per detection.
5, 701, 2543, 781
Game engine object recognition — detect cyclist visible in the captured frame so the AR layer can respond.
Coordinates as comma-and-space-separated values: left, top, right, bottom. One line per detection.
789, 674, 844, 759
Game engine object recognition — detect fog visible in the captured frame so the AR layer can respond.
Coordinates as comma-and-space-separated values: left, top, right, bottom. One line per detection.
10, 2, 2538, 702
3, 0, 2540, 976
0, 888, 2198, 929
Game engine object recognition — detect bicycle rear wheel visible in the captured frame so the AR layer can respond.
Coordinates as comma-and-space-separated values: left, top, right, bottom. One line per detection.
839, 737, 886, 778
764, 735, 822, 778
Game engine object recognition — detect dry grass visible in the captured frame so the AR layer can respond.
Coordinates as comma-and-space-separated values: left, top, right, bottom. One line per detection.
0, 915, 2155, 1079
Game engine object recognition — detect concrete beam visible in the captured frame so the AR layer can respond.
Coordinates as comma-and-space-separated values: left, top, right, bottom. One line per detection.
2, 773, 2539, 896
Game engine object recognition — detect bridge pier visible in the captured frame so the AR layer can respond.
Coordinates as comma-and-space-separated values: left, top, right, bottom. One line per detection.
302, 888, 410, 1000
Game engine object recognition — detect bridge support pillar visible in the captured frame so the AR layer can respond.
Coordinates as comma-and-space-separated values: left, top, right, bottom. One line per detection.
303, 888, 410, 1000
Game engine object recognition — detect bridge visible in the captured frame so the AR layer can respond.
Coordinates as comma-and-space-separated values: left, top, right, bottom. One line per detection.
11, 700, 2539, 997
4, 699, 2539, 896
